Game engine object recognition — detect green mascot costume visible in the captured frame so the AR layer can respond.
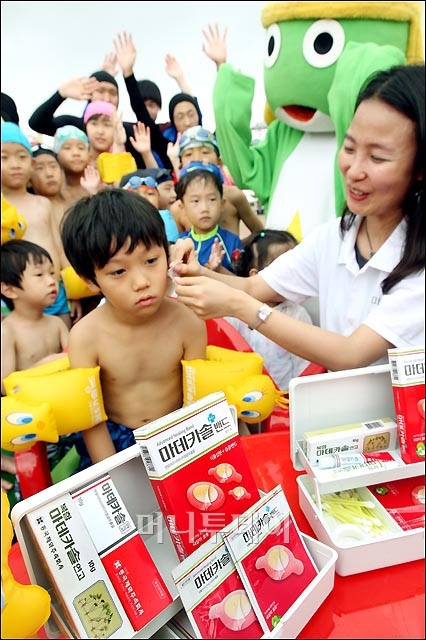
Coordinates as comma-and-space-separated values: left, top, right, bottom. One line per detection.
213, 1, 423, 241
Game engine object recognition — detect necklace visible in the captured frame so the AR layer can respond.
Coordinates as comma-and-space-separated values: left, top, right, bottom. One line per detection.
364, 220, 375, 258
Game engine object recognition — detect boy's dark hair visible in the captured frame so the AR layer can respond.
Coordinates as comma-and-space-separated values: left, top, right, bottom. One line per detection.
1, 239, 53, 310
233, 229, 297, 276
60, 188, 169, 284
175, 167, 223, 202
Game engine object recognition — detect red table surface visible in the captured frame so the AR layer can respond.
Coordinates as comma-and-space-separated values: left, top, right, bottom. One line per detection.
7, 431, 425, 639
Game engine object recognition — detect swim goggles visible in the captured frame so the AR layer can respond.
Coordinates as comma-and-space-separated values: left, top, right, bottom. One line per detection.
123, 175, 158, 190
179, 126, 219, 157
179, 161, 223, 184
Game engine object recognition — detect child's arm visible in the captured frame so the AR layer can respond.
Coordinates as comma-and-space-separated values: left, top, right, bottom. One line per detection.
68, 320, 116, 463
28, 77, 99, 136
113, 31, 172, 170
225, 186, 264, 234
1, 323, 16, 395
165, 54, 193, 95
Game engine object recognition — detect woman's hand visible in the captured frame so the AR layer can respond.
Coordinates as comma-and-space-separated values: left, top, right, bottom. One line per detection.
169, 238, 201, 276
174, 275, 236, 319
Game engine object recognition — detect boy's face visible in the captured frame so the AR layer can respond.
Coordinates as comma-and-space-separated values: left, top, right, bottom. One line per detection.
57, 139, 89, 173
92, 239, 169, 318
31, 153, 63, 197
3, 256, 58, 309
180, 145, 218, 167
91, 82, 119, 107
173, 101, 200, 134
134, 186, 160, 209
85, 115, 114, 153
145, 99, 160, 122
181, 176, 222, 234
1, 142, 32, 188
157, 180, 176, 209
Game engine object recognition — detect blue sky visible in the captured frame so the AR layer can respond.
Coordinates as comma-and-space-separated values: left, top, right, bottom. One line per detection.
1, 1, 268, 137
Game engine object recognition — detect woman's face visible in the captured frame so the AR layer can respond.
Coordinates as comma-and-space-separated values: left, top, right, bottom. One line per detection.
338, 97, 417, 220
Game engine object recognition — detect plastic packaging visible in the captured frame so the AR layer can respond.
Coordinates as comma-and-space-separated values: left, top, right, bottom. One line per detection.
318, 451, 395, 470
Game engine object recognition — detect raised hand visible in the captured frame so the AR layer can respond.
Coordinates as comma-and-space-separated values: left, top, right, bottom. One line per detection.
102, 52, 118, 77
58, 76, 99, 100
165, 53, 183, 81
113, 31, 136, 77
206, 237, 225, 271
111, 110, 127, 148
202, 23, 228, 68
129, 121, 152, 156
166, 132, 181, 174
80, 165, 101, 194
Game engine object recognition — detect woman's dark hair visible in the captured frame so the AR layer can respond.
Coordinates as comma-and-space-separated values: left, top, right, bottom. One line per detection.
1, 239, 53, 310
232, 229, 297, 276
60, 188, 169, 285
340, 63, 425, 294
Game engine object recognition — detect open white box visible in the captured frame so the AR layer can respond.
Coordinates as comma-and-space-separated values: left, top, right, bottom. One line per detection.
289, 363, 425, 576
11, 438, 338, 639
11, 444, 183, 639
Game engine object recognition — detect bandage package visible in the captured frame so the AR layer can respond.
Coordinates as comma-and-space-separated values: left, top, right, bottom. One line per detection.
303, 417, 398, 466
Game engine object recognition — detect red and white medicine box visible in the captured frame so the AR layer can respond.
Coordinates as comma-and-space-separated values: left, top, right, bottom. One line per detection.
288, 364, 425, 576
71, 473, 173, 631
11, 444, 183, 639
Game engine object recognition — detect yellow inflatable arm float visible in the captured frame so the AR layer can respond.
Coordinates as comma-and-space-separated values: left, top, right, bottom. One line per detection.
1, 356, 107, 452
182, 346, 288, 424
1, 194, 27, 244
60, 265, 100, 299
1, 492, 51, 638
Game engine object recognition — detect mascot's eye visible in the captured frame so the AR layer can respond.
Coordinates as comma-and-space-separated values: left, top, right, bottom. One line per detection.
17, 221, 25, 230
6, 411, 34, 425
241, 409, 261, 419
303, 19, 345, 68
242, 391, 263, 402
11, 433, 38, 445
264, 23, 281, 68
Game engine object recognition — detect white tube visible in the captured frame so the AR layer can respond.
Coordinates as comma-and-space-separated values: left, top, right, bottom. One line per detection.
318, 451, 395, 470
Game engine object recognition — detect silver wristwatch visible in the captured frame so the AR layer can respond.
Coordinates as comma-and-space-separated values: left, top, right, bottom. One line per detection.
249, 304, 273, 330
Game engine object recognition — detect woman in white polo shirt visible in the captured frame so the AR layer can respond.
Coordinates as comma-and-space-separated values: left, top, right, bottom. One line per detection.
169, 63, 425, 371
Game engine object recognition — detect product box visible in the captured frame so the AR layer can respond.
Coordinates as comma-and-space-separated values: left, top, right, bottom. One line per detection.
289, 364, 425, 576
172, 535, 264, 638
11, 444, 184, 639
303, 417, 397, 466
388, 346, 425, 464
71, 473, 173, 631
221, 485, 319, 634
25, 493, 135, 638
163, 534, 337, 640
367, 476, 425, 531
134, 392, 260, 561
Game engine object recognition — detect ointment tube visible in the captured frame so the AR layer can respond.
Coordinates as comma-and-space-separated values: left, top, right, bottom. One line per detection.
318, 451, 395, 470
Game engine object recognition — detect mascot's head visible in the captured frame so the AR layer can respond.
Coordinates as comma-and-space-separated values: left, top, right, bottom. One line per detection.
261, 1, 424, 131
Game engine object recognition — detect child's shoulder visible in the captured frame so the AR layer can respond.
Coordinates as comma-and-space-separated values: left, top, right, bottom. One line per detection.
163, 295, 204, 324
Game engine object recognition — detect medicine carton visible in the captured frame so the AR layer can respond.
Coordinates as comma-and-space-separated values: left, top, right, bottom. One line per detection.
71, 473, 173, 631
25, 493, 135, 638
303, 417, 397, 466
289, 364, 425, 576
134, 392, 260, 561
388, 345, 425, 464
